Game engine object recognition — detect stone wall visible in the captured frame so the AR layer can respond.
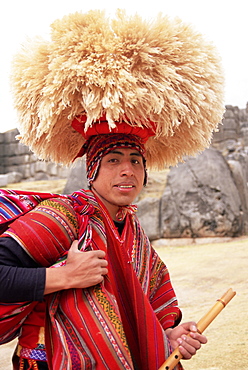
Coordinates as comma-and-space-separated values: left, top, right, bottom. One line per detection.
0, 129, 70, 186
212, 103, 248, 149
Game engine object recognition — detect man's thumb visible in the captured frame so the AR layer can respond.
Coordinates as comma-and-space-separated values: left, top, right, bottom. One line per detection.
69, 240, 80, 252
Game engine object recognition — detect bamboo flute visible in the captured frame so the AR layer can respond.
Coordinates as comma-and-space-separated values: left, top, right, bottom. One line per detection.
158, 288, 236, 370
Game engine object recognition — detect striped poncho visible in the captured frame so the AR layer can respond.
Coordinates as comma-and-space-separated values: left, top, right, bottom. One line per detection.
0, 189, 182, 369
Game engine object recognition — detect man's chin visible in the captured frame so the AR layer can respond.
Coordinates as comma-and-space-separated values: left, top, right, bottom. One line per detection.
115, 195, 136, 207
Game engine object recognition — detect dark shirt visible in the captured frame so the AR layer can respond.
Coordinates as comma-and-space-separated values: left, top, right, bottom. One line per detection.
113, 220, 125, 235
0, 237, 45, 302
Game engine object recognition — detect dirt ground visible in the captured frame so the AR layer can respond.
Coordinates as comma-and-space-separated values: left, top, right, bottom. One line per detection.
153, 237, 248, 370
0, 237, 247, 369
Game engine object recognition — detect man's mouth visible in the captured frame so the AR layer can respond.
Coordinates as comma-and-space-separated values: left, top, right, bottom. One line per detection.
119, 185, 133, 188
115, 184, 135, 189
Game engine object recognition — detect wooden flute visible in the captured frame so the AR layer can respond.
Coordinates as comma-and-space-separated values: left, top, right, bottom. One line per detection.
158, 288, 236, 370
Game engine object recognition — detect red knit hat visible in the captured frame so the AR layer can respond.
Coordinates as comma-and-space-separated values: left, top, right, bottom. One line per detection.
72, 116, 153, 185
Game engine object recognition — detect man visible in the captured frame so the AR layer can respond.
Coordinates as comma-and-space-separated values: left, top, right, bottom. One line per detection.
0, 131, 207, 369
0, 9, 224, 370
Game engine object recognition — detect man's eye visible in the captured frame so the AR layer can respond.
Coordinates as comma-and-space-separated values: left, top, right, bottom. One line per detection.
132, 159, 140, 164
108, 158, 118, 163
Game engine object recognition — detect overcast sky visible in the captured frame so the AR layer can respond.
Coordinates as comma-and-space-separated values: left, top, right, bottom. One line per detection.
0, 0, 247, 133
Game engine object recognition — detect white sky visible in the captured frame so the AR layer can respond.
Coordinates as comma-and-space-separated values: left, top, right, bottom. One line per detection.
0, 0, 247, 133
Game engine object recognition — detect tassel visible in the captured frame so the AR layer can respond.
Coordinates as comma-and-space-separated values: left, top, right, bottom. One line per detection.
19, 358, 39, 370
28, 359, 39, 370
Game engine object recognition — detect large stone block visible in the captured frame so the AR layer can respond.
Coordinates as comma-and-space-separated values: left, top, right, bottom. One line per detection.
22, 164, 31, 179
0, 174, 8, 187
47, 163, 58, 176
4, 154, 31, 166
6, 143, 18, 157
5, 142, 31, 157
34, 172, 50, 181
7, 171, 23, 184
212, 130, 224, 142
223, 130, 238, 140
58, 165, 70, 179
0, 144, 4, 157
3, 129, 19, 143
136, 197, 161, 241
4, 165, 19, 174
161, 148, 242, 238
224, 106, 236, 119
5, 164, 31, 179
35, 161, 48, 173
224, 118, 238, 130
15, 143, 32, 156
63, 158, 87, 194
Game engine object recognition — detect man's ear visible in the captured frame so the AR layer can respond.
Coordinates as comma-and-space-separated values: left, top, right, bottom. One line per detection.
143, 163, 148, 187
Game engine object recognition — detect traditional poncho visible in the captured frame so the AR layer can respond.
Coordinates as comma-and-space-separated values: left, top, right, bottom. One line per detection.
0, 189, 182, 369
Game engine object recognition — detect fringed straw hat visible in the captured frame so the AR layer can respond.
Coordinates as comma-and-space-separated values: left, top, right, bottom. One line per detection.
11, 9, 225, 169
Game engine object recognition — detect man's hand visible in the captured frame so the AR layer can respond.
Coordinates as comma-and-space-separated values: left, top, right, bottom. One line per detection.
65, 240, 108, 288
45, 240, 108, 294
165, 322, 207, 360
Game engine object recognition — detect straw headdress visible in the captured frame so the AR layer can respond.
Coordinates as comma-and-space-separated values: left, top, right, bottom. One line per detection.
11, 9, 225, 169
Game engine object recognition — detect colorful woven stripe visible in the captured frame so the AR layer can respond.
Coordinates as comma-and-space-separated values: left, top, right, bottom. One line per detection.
0, 189, 61, 234
19, 345, 47, 361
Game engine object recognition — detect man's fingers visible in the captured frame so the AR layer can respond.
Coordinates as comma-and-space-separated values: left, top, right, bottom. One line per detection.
189, 331, 207, 344
69, 240, 79, 251
95, 249, 106, 259
101, 267, 108, 276
69, 241, 106, 260
177, 333, 205, 359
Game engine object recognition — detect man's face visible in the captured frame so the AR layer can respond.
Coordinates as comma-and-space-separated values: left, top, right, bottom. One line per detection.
91, 148, 145, 220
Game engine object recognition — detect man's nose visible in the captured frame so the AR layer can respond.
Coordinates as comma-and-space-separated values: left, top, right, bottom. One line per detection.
120, 161, 134, 176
